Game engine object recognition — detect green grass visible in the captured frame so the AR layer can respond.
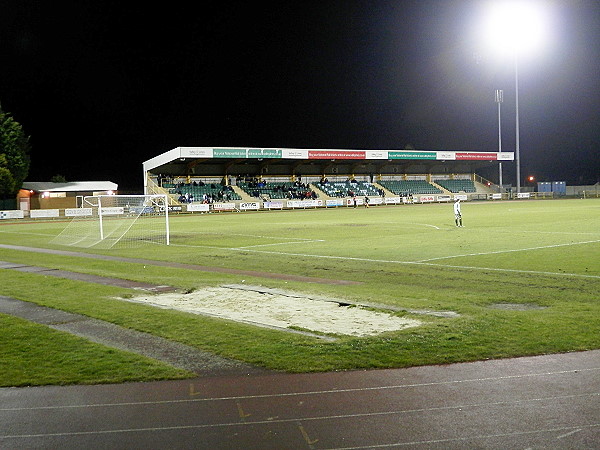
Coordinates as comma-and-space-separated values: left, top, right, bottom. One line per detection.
0, 198, 599, 386
0, 314, 192, 387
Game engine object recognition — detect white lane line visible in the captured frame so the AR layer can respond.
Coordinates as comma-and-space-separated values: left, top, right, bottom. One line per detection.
3, 368, 598, 411
2, 397, 598, 440
556, 428, 582, 439
324, 424, 600, 450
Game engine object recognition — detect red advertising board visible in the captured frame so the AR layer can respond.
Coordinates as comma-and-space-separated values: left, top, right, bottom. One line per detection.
308, 150, 366, 159
455, 152, 498, 160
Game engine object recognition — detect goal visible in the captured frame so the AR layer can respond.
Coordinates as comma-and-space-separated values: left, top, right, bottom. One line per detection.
51, 194, 170, 249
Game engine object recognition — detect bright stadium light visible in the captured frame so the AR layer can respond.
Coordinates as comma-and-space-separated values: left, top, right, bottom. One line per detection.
482, 1, 549, 57
479, 0, 550, 194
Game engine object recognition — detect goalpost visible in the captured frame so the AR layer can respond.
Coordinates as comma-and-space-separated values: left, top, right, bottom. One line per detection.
52, 194, 170, 249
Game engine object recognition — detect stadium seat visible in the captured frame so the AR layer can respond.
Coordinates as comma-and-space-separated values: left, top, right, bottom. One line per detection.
434, 179, 476, 193
379, 180, 442, 195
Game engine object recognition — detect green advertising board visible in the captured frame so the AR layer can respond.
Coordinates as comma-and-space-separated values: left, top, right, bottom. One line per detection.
388, 151, 437, 160
247, 149, 282, 158
213, 148, 247, 158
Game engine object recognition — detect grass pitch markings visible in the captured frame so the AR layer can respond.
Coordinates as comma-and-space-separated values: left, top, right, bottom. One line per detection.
415, 239, 600, 263
0, 229, 56, 237
169, 243, 600, 280
236, 239, 325, 249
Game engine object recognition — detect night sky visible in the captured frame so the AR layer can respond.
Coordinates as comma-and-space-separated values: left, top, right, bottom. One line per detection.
2, 1, 599, 191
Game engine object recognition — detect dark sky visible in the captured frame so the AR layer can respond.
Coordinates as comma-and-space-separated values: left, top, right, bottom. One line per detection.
2, 1, 599, 190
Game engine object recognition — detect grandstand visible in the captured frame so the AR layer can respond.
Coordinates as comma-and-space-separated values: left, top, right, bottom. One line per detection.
142, 147, 512, 208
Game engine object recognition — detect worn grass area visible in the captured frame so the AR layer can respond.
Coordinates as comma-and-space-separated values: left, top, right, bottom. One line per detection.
0, 198, 599, 386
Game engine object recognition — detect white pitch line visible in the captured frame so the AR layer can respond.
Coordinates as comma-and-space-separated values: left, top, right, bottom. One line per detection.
0, 230, 54, 237
236, 239, 325, 249
415, 262, 600, 279
234, 248, 600, 279
169, 242, 600, 279
176, 232, 322, 241
515, 230, 600, 236
415, 223, 440, 230
415, 239, 600, 263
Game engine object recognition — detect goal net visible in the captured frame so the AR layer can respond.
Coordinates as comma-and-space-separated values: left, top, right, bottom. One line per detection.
51, 194, 170, 249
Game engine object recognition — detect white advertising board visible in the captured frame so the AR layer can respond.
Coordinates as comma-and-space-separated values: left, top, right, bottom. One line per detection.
287, 200, 321, 208
240, 202, 260, 210
211, 202, 236, 211
99, 207, 124, 216
65, 208, 93, 217
264, 201, 284, 209
187, 204, 210, 212
0, 210, 24, 219
30, 209, 59, 218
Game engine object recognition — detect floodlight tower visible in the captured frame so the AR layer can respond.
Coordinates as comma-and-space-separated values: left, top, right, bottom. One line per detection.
495, 89, 504, 189
482, 1, 549, 193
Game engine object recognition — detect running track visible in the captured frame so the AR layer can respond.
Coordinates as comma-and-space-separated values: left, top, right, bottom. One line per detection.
1, 350, 599, 449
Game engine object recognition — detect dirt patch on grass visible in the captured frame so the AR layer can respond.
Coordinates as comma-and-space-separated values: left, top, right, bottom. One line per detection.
123, 285, 423, 338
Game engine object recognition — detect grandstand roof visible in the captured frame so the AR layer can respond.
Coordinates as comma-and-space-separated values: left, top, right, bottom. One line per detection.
143, 147, 514, 192
144, 147, 513, 171
144, 147, 513, 170
23, 181, 118, 193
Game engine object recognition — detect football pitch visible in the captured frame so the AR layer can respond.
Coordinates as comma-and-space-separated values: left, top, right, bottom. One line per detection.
1, 198, 599, 386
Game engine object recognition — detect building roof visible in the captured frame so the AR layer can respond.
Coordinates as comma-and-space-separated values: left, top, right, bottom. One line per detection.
23, 181, 118, 192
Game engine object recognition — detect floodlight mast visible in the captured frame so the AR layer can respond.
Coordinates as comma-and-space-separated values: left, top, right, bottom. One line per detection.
514, 53, 521, 193
495, 89, 504, 189
482, 1, 549, 194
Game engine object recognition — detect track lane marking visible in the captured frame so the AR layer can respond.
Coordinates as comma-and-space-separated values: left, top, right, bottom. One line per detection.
2, 368, 598, 411
1, 397, 598, 440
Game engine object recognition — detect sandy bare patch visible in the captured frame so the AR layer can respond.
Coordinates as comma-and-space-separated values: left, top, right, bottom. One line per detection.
124, 285, 422, 337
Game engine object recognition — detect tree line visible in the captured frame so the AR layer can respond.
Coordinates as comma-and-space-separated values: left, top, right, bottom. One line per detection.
0, 103, 30, 200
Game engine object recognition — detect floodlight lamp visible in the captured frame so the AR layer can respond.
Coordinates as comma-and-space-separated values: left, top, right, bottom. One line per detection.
482, 0, 549, 56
